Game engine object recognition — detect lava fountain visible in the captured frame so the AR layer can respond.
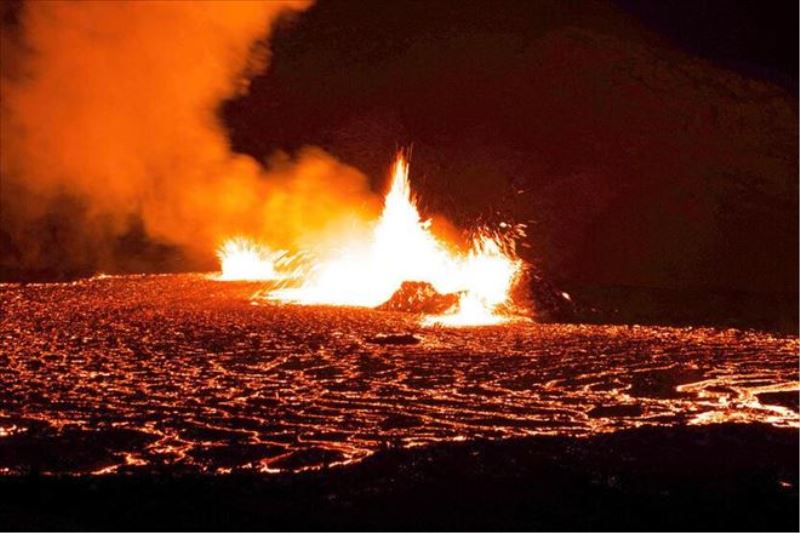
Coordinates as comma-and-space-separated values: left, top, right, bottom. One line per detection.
218, 153, 525, 326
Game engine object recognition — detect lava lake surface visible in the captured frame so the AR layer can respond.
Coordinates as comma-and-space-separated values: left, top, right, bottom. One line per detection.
0, 273, 797, 475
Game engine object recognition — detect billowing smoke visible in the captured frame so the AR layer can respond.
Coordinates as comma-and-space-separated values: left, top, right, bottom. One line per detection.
0, 0, 378, 277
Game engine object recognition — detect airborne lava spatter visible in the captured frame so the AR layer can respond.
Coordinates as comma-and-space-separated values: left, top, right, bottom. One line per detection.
218, 153, 525, 326
217, 238, 287, 281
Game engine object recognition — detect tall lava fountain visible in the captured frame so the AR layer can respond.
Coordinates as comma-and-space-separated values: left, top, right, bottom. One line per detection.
220, 153, 526, 326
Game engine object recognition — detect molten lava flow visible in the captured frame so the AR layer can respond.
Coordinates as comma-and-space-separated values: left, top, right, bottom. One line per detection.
421, 236, 522, 326
216, 237, 287, 281
261, 153, 524, 325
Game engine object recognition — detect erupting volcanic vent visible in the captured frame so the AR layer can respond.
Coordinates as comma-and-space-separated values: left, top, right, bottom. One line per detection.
217, 153, 525, 326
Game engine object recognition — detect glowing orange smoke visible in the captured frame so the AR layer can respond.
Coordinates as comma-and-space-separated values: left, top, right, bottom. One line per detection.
219, 153, 525, 326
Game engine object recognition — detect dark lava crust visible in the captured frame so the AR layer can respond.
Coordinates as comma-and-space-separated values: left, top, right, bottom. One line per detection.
0, 424, 797, 531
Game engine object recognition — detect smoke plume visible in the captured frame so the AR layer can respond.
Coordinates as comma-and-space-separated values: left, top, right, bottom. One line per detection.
0, 0, 378, 277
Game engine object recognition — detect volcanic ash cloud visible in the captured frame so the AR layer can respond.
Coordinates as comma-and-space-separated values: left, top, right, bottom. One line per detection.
0, 0, 377, 273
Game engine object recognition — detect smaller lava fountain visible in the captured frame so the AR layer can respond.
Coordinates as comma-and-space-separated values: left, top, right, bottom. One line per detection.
216, 238, 288, 281
217, 153, 525, 326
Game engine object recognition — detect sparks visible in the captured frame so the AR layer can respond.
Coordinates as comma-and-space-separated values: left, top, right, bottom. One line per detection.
219, 152, 525, 325
216, 237, 287, 281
